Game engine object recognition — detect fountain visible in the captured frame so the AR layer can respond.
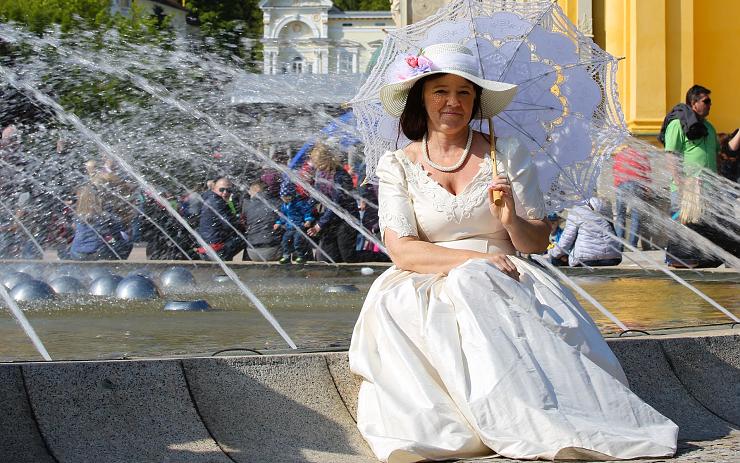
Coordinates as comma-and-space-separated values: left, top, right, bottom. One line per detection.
0, 11, 737, 462
0, 16, 736, 357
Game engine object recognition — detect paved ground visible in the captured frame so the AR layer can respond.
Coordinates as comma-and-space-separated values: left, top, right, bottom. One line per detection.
459, 433, 740, 462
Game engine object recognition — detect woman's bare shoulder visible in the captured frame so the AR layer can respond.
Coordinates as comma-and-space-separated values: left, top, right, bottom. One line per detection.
401, 141, 422, 164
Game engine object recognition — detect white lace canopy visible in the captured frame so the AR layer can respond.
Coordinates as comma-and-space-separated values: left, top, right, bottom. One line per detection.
350, 0, 629, 212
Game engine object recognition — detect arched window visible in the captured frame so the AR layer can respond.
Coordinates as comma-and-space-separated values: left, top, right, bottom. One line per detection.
291, 57, 304, 73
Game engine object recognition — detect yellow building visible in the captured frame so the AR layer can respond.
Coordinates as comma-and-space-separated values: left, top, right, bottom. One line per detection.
561, 0, 740, 136
406, 0, 738, 135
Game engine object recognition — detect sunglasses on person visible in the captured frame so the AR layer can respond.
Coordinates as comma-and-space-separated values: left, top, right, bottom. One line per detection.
700, 97, 711, 105
218, 187, 232, 193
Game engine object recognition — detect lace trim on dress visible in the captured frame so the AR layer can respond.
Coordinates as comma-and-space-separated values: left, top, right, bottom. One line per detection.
378, 209, 417, 239
395, 152, 492, 224
523, 205, 543, 220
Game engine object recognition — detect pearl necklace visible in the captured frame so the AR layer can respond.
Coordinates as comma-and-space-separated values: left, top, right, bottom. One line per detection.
422, 129, 473, 172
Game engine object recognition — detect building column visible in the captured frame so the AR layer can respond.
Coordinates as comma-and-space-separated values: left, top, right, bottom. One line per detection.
352, 51, 358, 74
263, 52, 269, 75
666, 0, 694, 113
322, 48, 329, 75
600, 0, 668, 135
626, 0, 668, 134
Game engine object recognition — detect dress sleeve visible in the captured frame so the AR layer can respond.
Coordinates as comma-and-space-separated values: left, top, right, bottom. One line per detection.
498, 137, 546, 220
376, 151, 418, 241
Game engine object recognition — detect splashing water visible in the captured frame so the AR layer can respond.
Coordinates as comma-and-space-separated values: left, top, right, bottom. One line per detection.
0, 20, 737, 356
0, 66, 298, 350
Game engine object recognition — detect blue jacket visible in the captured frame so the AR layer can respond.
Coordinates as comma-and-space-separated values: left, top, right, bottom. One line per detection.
276, 198, 314, 230
70, 212, 127, 254
198, 190, 240, 244
548, 198, 621, 266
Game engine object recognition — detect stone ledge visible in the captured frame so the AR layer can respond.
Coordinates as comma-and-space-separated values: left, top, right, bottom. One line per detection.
0, 331, 737, 462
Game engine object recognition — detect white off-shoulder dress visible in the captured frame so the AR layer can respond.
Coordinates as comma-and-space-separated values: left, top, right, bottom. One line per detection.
348, 137, 678, 462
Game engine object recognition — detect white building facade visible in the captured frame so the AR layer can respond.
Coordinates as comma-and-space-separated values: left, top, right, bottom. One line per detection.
259, 0, 393, 75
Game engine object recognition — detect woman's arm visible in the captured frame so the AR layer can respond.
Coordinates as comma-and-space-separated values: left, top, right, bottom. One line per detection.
489, 174, 549, 254
385, 229, 518, 277
728, 128, 740, 152
504, 216, 550, 254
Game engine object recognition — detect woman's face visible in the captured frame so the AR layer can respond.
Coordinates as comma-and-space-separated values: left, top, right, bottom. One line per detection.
422, 74, 476, 135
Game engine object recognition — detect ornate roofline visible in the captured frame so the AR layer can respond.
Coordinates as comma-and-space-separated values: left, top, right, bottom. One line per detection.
269, 15, 323, 40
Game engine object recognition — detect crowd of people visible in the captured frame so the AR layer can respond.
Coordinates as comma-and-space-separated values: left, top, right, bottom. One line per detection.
0, 128, 387, 264
0, 83, 737, 268
190, 143, 387, 264
546, 84, 739, 269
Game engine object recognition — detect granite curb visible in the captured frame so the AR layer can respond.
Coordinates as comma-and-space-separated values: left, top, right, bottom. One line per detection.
0, 331, 737, 462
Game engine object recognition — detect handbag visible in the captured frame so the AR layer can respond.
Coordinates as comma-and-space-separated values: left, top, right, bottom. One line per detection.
678, 177, 703, 225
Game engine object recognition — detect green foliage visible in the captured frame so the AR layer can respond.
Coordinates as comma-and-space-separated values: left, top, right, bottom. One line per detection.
185, 0, 264, 68
0, 0, 170, 37
0, 0, 111, 34
333, 0, 390, 11
0, 0, 176, 118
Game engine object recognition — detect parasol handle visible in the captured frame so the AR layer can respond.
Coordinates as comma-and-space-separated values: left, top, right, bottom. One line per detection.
488, 118, 504, 206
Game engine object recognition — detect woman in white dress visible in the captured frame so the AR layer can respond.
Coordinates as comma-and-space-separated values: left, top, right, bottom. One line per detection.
348, 43, 678, 462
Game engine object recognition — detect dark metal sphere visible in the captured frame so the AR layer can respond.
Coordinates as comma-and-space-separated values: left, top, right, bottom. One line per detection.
89, 275, 124, 297
2, 272, 34, 290
115, 275, 160, 300
49, 276, 86, 295
10, 280, 56, 302
323, 284, 360, 293
163, 299, 211, 312
160, 267, 196, 291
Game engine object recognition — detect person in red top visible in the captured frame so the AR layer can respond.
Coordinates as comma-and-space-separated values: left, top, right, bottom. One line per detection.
613, 146, 651, 248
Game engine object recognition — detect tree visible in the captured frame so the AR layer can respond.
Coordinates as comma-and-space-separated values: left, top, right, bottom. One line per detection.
185, 0, 264, 68
0, 0, 174, 118
333, 0, 390, 12
0, 0, 110, 34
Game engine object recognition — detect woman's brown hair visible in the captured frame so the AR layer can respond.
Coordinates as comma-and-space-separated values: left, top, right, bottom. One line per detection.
398, 74, 483, 142
75, 184, 103, 220
310, 143, 342, 171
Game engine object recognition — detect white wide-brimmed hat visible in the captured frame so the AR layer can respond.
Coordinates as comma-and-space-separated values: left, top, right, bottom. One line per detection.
379, 43, 518, 119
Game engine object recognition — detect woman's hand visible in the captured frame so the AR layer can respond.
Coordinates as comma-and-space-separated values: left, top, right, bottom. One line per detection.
484, 254, 519, 280
307, 224, 321, 237
489, 174, 517, 227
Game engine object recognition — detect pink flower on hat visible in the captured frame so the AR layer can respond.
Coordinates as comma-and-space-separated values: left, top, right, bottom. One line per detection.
397, 53, 433, 80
